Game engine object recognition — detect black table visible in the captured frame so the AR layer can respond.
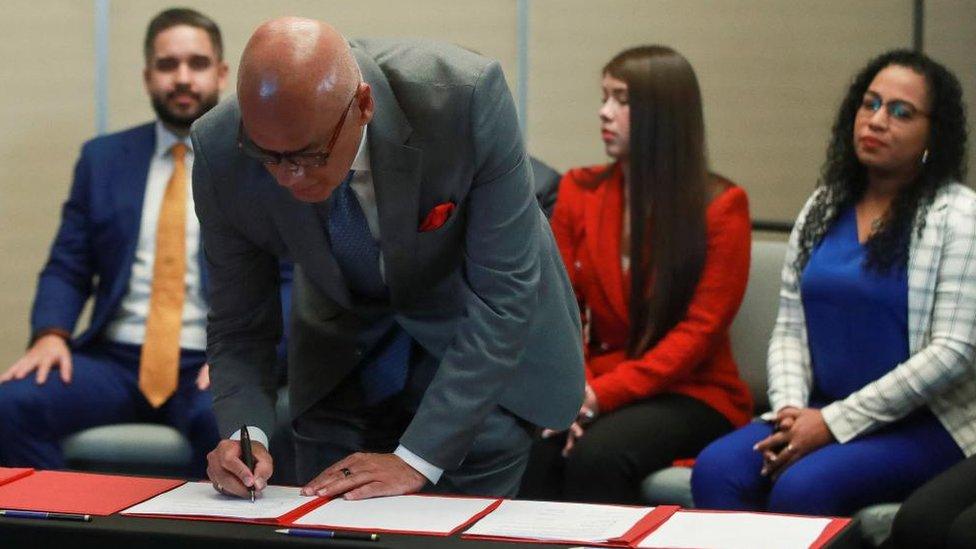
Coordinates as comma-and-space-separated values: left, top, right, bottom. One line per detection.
0, 512, 861, 549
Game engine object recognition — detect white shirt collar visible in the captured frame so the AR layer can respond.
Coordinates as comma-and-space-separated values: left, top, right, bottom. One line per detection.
153, 121, 193, 159
350, 125, 370, 172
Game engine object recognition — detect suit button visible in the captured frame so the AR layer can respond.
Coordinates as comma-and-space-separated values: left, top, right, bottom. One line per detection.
354, 349, 364, 359
599, 343, 610, 351
574, 260, 582, 271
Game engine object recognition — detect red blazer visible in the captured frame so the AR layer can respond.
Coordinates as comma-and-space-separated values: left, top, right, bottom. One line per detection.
551, 164, 753, 427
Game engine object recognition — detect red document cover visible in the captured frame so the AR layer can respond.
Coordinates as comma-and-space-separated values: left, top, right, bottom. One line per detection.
0, 470, 184, 516
462, 503, 680, 547
0, 468, 34, 488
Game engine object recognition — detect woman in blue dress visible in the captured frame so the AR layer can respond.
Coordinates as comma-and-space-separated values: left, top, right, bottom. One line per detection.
691, 49, 975, 516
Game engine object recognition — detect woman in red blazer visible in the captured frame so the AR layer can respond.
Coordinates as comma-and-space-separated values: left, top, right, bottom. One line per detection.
519, 45, 753, 504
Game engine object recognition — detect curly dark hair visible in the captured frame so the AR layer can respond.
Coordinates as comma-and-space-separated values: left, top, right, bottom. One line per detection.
795, 49, 967, 274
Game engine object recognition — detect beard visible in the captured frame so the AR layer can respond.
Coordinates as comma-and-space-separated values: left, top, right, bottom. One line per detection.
150, 87, 219, 131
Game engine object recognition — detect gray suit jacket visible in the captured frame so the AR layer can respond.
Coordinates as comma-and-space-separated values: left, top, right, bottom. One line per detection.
191, 39, 584, 470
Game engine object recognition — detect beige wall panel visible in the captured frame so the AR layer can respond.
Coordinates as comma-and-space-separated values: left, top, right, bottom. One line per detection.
0, 2, 94, 365
926, 0, 976, 187
529, 0, 912, 223
108, 0, 518, 132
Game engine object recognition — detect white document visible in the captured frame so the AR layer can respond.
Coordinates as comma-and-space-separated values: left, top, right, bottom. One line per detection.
463, 499, 653, 542
293, 494, 498, 534
121, 481, 315, 520
636, 510, 834, 549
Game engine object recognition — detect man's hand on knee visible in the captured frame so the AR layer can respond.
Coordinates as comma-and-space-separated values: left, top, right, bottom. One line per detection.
1, 334, 73, 385
301, 452, 426, 500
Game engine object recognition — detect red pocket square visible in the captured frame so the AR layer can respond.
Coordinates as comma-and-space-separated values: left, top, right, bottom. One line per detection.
419, 202, 456, 232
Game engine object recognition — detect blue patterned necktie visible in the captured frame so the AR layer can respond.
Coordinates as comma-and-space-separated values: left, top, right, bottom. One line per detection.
327, 171, 411, 404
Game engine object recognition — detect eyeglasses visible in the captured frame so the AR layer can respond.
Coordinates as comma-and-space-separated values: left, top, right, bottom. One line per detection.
858, 94, 929, 123
238, 87, 359, 169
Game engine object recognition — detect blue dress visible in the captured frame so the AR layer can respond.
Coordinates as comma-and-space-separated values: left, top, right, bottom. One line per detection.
692, 207, 963, 515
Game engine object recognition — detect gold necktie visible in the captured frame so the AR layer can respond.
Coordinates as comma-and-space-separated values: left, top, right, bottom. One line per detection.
139, 143, 188, 408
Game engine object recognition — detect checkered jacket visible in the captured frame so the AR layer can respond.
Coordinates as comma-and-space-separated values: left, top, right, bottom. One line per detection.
767, 182, 976, 456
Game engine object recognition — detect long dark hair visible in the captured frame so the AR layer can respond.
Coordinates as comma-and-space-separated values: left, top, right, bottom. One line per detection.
605, 46, 711, 358
795, 49, 967, 273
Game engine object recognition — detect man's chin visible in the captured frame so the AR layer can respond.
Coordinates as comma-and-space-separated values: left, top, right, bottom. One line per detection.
288, 185, 330, 203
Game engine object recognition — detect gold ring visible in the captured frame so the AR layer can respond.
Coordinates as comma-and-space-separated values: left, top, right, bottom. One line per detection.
341, 467, 352, 478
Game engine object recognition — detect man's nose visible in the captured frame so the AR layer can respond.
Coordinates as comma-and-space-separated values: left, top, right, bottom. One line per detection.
270, 164, 305, 188
174, 62, 192, 84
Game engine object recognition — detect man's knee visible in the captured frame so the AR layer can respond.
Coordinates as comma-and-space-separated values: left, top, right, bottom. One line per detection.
0, 380, 48, 432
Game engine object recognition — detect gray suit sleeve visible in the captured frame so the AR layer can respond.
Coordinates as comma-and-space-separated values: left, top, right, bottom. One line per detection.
398, 61, 541, 469
191, 131, 282, 439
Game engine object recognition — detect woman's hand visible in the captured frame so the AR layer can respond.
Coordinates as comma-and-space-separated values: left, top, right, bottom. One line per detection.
755, 407, 834, 480
541, 384, 600, 457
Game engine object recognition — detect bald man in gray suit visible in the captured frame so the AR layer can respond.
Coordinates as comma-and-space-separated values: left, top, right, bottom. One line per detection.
192, 18, 583, 500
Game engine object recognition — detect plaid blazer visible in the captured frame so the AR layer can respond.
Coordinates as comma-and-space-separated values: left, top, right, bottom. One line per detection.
767, 182, 976, 457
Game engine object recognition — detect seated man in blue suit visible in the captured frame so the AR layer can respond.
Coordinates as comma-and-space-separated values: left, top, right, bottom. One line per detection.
0, 8, 243, 477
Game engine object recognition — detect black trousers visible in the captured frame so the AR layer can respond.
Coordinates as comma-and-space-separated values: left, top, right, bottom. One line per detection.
519, 393, 732, 504
291, 348, 534, 497
888, 453, 976, 549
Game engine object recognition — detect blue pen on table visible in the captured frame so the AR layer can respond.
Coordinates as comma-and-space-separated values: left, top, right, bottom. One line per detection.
0, 510, 91, 522
276, 528, 380, 542
240, 424, 256, 503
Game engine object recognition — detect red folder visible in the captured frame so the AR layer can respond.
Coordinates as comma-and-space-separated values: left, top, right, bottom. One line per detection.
0, 470, 184, 516
287, 493, 503, 536
125, 486, 497, 535
634, 509, 852, 549
462, 504, 680, 547
0, 468, 34, 488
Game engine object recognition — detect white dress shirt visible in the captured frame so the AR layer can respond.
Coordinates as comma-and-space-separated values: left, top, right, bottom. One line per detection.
236, 127, 444, 484
104, 122, 208, 351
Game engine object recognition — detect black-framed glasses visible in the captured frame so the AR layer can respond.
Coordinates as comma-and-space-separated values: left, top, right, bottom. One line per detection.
858, 94, 929, 123
238, 87, 359, 169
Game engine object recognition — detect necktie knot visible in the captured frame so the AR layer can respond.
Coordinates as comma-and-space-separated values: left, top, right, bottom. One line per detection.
171, 142, 187, 162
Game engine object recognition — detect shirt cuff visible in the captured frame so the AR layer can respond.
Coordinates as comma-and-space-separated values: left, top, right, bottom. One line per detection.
394, 445, 443, 484
820, 402, 857, 443
229, 426, 270, 450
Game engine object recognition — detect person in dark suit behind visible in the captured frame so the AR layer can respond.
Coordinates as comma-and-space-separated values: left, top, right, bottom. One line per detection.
194, 17, 584, 501
0, 8, 235, 477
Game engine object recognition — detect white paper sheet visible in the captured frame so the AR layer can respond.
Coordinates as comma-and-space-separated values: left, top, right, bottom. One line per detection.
463, 499, 653, 542
121, 481, 315, 520
292, 494, 498, 534
636, 510, 834, 549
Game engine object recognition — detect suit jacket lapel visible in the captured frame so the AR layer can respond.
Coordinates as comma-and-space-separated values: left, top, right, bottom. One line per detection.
354, 46, 424, 308
584, 167, 629, 324
109, 123, 155, 304
263, 161, 353, 309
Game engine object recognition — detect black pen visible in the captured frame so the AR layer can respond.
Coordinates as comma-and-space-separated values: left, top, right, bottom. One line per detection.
276, 528, 380, 541
0, 510, 92, 522
240, 425, 256, 503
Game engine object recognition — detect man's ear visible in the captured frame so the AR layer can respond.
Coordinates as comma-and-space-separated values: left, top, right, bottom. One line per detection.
356, 82, 374, 125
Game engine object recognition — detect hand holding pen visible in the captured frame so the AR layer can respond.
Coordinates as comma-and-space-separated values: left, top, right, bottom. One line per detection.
205, 428, 273, 500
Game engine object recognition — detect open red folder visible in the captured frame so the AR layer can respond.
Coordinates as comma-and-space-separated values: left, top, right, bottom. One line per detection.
0, 470, 184, 516
461, 500, 680, 547
123, 483, 500, 535
0, 467, 34, 488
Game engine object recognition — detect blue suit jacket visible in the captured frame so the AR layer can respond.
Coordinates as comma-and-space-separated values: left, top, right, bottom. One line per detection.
29, 122, 218, 350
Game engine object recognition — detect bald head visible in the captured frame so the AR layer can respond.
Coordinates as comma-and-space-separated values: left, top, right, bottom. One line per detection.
238, 17, 360, 145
